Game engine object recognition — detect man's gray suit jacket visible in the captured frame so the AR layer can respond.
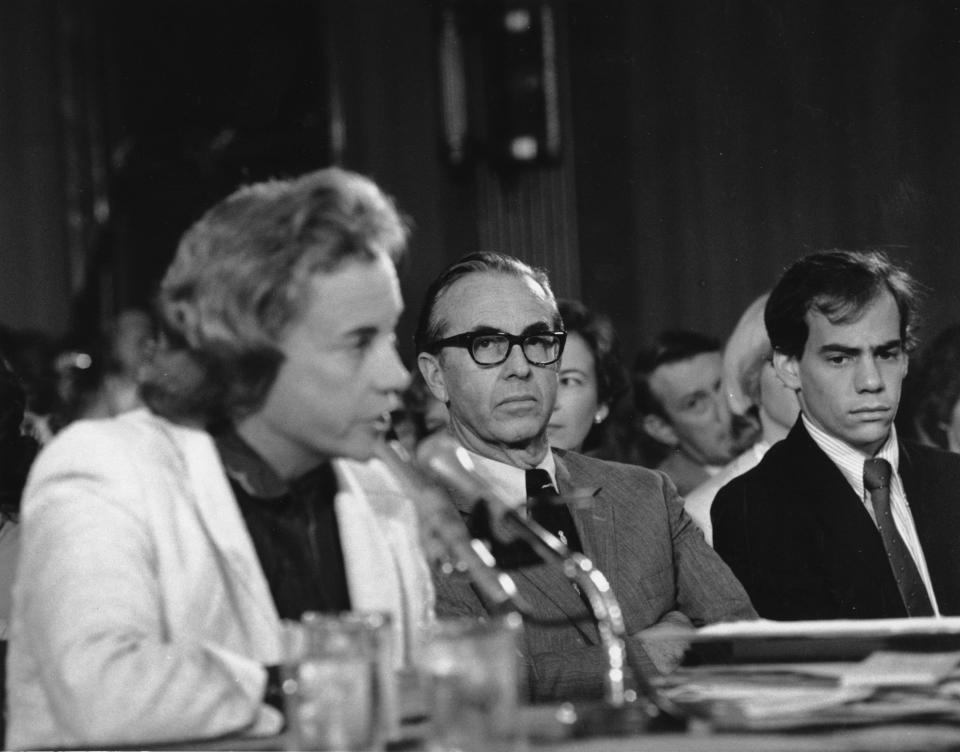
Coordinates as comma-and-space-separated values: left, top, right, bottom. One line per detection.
433, 447, 757, 702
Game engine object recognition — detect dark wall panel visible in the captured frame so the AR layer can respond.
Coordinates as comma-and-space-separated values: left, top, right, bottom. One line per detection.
569, 0, 960, 358
5, 0, 960, 371
0, 0, 69, 335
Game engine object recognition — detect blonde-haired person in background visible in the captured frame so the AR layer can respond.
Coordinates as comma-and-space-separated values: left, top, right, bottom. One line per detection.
684, 292, 800, 545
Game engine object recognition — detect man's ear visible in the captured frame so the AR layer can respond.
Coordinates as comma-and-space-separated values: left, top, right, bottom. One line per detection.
773, 350, 801, 391
418, 352, 449, 403
642, 413, 679, 448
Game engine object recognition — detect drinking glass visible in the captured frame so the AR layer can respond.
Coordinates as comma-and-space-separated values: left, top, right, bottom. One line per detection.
281, 612, 385, 751
420, 613, 524, 752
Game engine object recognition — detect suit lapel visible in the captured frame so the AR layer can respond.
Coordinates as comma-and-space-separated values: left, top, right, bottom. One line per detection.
785, 421, 878, 542
899, 444, 960, 613
783, 420, 905, 615
899, 443, 942, 552
554, 451, 617, 587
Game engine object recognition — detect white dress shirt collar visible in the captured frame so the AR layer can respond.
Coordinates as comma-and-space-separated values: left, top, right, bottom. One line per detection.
801, 414, 940, 615
801, 414, 899, 499
464, 447, 557, 510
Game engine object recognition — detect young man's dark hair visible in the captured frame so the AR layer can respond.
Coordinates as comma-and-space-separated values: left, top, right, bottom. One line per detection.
764, 248, 921, 360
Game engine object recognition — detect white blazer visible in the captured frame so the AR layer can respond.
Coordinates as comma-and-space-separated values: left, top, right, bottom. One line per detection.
6, 410, 434, 749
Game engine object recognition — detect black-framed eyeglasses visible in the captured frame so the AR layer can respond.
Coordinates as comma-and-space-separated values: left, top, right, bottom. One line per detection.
428, 330, 567, 366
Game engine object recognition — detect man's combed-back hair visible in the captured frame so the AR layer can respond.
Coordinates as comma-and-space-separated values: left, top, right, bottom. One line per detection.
765, 249, 922, 360
414, 251, 559, 355
141, 167, 409, 425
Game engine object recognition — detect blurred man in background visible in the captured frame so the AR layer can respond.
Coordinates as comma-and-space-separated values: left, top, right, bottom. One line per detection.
684, 293, 800, 544
633, 331, 746, 495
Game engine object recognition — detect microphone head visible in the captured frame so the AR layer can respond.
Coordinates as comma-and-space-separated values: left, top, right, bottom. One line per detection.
373, 439, 464, 567
374, 438, 522, 610
414, 432, 489, 493
414, 431, 478, 476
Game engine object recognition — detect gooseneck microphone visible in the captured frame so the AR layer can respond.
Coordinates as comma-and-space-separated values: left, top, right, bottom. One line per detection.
374, 440, 522, 616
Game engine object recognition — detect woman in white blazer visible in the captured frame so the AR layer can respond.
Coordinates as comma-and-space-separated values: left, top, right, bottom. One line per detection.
6, 168, 434, 749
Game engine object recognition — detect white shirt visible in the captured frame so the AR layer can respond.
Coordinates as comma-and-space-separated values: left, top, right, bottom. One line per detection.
685, 441, 771, 546
466, 447, 557, 514
802, 415, 941, 615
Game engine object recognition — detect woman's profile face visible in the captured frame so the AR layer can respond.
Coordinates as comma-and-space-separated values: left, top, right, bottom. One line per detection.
547, 333, 607, 452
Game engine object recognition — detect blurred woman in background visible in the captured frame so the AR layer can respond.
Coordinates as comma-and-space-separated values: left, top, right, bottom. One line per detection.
547, 299, 630, 458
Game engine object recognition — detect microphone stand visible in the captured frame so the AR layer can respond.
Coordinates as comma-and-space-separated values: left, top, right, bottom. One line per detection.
375, 441, 524, 616
494, 508, 687, 735
416, 437, 688, 735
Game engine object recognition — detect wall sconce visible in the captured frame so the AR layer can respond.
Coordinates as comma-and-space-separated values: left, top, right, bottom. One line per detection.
436, 1, 562, 170
437, 7, 471, 166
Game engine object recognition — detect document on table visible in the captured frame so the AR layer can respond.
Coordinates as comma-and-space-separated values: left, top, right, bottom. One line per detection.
840, 651, 960, 688
655, 651, 960, 731
692, 616, 960, 640
640, 616, 960, 664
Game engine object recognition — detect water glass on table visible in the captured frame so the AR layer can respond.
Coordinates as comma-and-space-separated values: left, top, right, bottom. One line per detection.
280, 611, 392, 751
420, 613, 525, 752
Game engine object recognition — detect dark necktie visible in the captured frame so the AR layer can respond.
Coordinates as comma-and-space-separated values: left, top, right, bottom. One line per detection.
863, 458, 934, 617
525, 468, 583, 553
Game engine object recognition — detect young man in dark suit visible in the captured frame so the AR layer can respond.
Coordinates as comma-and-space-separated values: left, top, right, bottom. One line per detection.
416, 252, 755, 703
712, 249, 960, 620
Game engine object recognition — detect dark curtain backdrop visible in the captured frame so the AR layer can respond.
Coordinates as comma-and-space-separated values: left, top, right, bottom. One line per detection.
569, 0, 960, 357
2, 0, 960, 366
0, 1, 70, 335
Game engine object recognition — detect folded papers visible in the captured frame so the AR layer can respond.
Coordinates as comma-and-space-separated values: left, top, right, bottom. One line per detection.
644, 618, 960, 731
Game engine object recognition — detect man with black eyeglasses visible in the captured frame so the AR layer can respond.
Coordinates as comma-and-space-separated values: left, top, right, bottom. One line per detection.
414, 252, 755, 703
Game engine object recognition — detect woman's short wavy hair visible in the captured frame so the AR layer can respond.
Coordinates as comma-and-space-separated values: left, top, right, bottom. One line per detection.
141, 167, 409, 425
765, 249, 922, 360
